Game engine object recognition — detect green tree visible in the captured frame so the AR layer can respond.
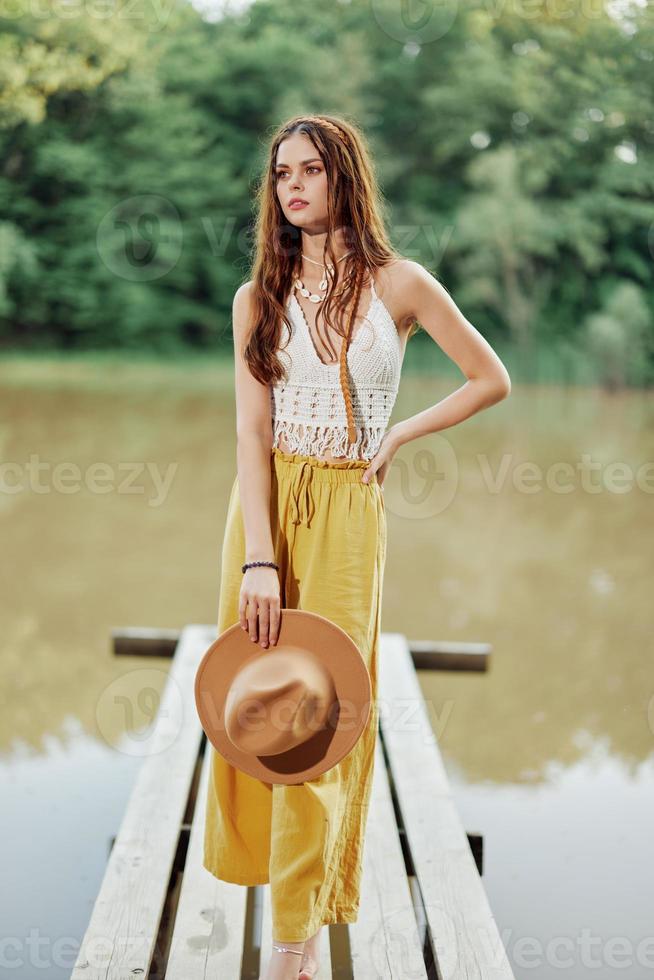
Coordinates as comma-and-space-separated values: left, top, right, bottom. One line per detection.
584, 280, 653, 389
0, 0, 652, 386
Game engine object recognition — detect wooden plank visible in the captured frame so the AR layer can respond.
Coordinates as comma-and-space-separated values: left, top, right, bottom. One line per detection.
72, 624, 215, 980
409, 640, 490, 672
349, 736, 428, 978
379, 633, 515, 980
112, 626, 181, 658
111, 627, 492, 671
165, 745, 249, 978
260, 888, 273, 972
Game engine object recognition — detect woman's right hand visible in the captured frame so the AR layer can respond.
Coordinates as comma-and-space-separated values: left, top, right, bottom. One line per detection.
239, 567, 281, 648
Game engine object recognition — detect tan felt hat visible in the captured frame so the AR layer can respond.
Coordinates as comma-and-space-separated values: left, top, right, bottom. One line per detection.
194, 609, 372, 785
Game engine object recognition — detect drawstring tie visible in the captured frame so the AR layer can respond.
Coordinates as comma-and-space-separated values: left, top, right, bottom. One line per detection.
289, 459, 316, 528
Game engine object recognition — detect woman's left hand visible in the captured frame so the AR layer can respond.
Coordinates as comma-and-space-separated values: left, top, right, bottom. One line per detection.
361, 427, 401, 489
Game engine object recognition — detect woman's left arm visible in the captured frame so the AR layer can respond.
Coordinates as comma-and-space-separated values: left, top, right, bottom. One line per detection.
363, 260, 512, 485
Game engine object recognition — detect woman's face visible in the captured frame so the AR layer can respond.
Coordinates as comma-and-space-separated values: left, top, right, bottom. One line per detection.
275, 132, 329, 229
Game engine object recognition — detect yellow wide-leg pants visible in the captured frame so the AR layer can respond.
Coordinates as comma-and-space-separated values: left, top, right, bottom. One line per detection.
202, 445, 387, 943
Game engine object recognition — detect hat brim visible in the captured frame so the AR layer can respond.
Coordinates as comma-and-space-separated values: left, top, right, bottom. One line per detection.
194, 609, 372, 785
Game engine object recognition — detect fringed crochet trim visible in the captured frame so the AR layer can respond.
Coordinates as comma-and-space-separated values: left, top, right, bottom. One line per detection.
272, 419, 386, 462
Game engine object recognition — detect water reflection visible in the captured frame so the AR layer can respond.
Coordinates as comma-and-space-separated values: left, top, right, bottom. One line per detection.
0, 358, 652, 980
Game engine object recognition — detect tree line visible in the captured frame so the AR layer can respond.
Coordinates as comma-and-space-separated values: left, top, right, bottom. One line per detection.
1, 0, 653, 386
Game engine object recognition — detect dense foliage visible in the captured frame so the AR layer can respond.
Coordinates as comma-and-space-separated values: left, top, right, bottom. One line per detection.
1, 0, 653, 385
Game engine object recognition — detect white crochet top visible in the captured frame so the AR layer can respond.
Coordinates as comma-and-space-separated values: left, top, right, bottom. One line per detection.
270, 278, 403, 461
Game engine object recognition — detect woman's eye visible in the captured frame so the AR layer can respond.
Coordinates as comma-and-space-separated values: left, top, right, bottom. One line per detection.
277, 167, 321, 179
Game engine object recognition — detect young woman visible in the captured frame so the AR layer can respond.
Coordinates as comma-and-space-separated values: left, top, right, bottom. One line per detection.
203, 113, 511, 980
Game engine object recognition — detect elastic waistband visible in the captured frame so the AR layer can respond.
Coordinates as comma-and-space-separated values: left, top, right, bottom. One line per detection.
271, 446, 373, 485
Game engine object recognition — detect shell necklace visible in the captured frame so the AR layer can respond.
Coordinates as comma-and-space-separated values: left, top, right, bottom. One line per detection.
293, 250, 353, 304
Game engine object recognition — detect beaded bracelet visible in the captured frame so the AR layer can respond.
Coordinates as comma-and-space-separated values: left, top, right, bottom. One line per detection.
241, 559, 280, 574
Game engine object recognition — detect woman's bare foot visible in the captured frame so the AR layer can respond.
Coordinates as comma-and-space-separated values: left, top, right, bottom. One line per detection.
262, 939, 306, 980
299, 926, 323, 979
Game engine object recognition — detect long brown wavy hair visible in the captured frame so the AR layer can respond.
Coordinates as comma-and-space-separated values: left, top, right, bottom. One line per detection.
242, 112, 419, 447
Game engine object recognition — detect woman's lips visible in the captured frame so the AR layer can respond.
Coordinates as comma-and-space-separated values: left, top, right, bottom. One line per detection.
289, 200, 309, 210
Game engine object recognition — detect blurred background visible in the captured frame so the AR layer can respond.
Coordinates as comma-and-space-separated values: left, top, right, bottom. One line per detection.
1, 0, 653, 978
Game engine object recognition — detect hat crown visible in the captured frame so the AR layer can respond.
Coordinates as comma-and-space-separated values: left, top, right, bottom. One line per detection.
195, 609, 373, 785
224, 648, 337, 757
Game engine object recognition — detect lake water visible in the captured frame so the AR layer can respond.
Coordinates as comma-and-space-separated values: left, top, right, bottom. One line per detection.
1, 355, 652, 980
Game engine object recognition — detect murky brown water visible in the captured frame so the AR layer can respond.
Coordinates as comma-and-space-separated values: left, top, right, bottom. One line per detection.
1, 356, 652, 979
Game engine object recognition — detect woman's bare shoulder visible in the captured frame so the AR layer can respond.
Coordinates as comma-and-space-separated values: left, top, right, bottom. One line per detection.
231, 279, 256, 339
374, 258, 428, 333
233, 278, 255, 309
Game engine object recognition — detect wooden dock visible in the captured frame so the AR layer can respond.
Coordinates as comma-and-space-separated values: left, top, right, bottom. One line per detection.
71, 625, 515, 979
